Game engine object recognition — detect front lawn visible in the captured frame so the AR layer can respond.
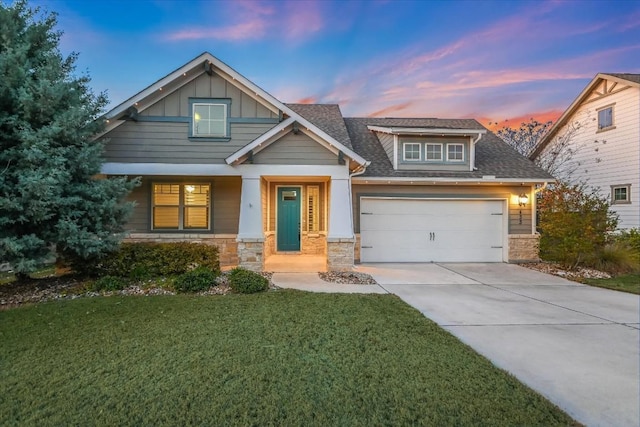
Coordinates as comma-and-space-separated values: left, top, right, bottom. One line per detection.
584, 273, 640, 295
0, 292, 577, 426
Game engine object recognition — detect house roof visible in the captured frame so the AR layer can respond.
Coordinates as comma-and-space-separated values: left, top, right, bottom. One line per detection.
344, 118, 554, 180
530, 72, 640, 159
286, 104, 353, 150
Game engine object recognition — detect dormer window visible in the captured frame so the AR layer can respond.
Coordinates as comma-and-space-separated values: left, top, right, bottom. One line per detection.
189, 98, 231, 139
447, 143, 464, 162
425, 143, 443, 161
403, 143, 421, 161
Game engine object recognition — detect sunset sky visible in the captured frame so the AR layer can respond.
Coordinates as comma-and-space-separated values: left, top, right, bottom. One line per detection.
33, 0, 640, 130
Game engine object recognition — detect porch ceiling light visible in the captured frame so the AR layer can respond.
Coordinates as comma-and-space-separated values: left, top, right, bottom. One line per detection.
518, 193, 529, 207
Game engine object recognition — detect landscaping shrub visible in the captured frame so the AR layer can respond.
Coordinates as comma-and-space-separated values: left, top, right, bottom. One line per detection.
592, 242, 640, 275
616, 228, 640, 256
75, 242, 220, 278
538, 182, 618, 269
89, 276, 129, 292
228, 268, 269, 294
173, 267, 218, 293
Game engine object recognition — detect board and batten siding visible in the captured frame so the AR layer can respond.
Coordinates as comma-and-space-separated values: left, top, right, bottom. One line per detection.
122, 176, 241, 234
544, 83, 640, 229
252, 132, 338, 165
351, 184, 532, 235
140, 73, 277, 120
103, 121, 276, 164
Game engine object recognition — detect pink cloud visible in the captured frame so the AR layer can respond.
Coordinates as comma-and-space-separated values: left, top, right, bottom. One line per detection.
369, 102, 414, 118
167, 20, 270, 41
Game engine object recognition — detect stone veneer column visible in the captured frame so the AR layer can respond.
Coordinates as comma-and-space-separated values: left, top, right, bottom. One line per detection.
327, 177, 355, 271
237, 177, 264, 271
508, 234, 540, 262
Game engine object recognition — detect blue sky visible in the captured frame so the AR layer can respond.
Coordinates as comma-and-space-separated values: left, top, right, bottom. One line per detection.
33, 0, 640, 129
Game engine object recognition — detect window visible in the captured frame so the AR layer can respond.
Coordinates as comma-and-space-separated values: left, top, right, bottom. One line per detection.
611, 185, 631, 204
447, 143, 464, 162
307, 186, 320, 233
597, 106, 614, 130
403, 143, 421, 161
192, 101, 228, 137
153, 184, 210, 230
425, 143, 443, 161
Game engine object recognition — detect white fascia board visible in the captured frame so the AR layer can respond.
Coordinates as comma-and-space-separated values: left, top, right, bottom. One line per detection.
351, 176, 552, 184
367, 125, 487, 136
225, 117, 296, 164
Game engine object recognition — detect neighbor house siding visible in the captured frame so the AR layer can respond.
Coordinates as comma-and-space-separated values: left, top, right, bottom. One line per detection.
252, 132, 338, 165
121, 176, 240, 233
351, 184, 532, 235
103, 121, 276, 164
542, 83, 640, 229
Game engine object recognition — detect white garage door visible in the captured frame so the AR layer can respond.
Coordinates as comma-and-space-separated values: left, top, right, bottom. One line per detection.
360, 198, 505, 263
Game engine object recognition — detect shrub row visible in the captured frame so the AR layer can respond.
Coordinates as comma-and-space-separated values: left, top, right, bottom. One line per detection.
76, 242, 220, 278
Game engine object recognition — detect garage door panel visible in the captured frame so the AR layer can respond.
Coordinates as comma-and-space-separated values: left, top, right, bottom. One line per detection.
360, 199, 505, 263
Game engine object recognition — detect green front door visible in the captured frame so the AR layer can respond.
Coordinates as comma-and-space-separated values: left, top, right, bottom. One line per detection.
277, 187, 301, 251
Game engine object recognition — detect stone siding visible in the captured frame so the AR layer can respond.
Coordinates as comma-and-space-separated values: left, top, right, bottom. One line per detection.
354, 233, 361, 263
508, 234, 540, 262
125, 233, 238, 268
237, 238, 264, 271
301, 233, 327, 255
327, 238, 354, 271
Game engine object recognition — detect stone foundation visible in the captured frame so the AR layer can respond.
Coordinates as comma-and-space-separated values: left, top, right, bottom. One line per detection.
237, 238, 264, 272
327, 238, 355, 271
508, 234, 540, 262
264, 232, 275, 258
301, 233, 327, 255
125, 233, 238, 268
354, 234, 361, 263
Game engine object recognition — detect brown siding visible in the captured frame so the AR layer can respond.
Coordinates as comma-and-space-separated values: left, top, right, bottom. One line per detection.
351, 184, 533, 235
253, 132, 338, 165
103, 121, 276, 164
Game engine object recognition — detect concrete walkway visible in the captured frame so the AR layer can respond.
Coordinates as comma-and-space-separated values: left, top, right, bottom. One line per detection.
272, 264, 640, 427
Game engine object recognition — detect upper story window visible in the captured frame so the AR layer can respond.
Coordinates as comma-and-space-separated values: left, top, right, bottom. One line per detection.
597, 105, 614, 131
189, 98, 231, 139
425, 143, 443, 161
447, 144, 464, 162
611, 184, 630, 204
403, 143, 421, 161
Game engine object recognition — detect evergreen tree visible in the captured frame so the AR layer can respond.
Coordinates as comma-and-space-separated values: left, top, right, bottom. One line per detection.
0, 0, 139, 277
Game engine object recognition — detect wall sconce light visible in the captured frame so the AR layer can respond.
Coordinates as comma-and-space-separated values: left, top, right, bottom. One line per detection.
518, 193, 529, 207
185, 185, 195, 193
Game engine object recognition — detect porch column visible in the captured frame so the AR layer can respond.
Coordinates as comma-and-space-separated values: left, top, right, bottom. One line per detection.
327, 177, 355, 271
237, 177, 264, 271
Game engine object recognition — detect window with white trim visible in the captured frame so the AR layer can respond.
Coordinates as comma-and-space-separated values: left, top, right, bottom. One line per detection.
403, 143, 421, 161
192, 103, 227, 137
425, 143, 443, 161
597, 105, 614, 131
447, 143, 464, 162
152, 184, 210, 230
611, 184, 630, 204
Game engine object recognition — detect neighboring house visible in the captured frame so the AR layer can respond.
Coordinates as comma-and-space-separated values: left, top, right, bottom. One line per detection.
98, 52, 553, 271
530, 73, 640, 230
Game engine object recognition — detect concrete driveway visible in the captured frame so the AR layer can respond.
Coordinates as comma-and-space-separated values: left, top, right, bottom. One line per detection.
356, 263, 640, 427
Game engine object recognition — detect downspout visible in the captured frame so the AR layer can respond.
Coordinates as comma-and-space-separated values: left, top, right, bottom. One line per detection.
470, 132, 483, 172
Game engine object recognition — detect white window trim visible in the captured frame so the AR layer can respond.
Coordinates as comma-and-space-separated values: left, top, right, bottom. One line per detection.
611, 184, 631, 205
425, 143, 443, 162
446, 143, 465, 162
192, 103, 228, 137
402, 143, 421, 161
596, 104, 615, 132
151, 183, 211, 231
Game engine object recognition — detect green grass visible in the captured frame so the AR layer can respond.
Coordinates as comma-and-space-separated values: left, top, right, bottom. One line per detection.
584, 273, 640, 294
0, 292, 577, 426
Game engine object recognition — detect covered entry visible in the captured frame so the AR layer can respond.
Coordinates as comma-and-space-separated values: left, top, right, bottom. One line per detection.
359, 198, 506, 262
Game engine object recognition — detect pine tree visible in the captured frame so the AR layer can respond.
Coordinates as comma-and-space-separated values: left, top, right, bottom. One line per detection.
0, 0, 139, 277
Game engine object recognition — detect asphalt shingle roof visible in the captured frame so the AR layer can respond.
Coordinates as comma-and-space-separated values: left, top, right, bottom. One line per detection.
286, 103, 353, 150
606, 73, 640, 84
286, 104, 554, 180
